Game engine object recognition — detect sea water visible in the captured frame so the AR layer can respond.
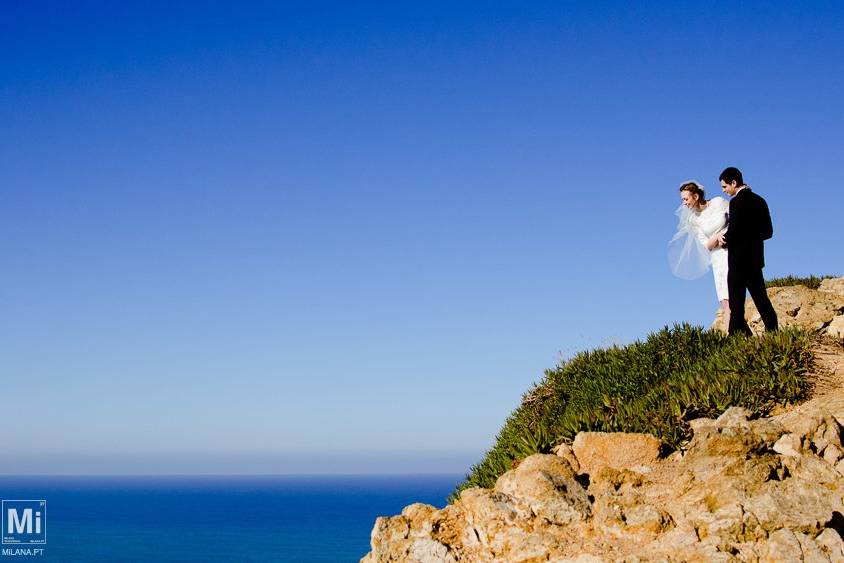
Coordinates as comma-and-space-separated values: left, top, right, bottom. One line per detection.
0, 474, 462, 562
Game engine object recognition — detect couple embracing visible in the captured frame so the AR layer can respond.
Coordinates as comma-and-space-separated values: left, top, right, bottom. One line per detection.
669, 166, 779, 336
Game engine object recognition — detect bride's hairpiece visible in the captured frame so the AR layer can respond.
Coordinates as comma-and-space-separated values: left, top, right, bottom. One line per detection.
679, 180, 704, 190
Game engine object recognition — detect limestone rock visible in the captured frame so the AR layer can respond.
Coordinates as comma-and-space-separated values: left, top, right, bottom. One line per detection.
552, 442, 581, 474
816, 528, 844, 562
773, 433, 803, 457
494, 454, 591, 526
571, 431, 661, 476
821, 277, 844, 298
829, 315, 844, 341
759, 529, 830, 562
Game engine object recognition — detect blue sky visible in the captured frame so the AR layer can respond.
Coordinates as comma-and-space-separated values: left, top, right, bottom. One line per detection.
1, 1, 842, 474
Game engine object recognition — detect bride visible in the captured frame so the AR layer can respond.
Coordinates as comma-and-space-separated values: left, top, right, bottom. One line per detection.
668, 180, 730, 319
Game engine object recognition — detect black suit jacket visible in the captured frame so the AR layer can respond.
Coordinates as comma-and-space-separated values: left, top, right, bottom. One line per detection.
724, 187, 773, 270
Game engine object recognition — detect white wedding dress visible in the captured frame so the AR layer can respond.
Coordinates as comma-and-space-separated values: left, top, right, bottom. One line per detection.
668, 196, 729, 300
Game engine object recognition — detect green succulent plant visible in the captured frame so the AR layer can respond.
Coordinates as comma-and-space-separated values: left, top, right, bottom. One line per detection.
447, 324, 815, 504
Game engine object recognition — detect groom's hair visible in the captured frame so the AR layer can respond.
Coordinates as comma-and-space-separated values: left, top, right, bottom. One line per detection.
719, 167, 744, 186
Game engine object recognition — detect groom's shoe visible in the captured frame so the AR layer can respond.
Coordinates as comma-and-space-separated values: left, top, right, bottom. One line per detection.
728, 318, 753, 336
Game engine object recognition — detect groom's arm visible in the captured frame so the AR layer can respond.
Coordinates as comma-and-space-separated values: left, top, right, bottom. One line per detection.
758, 197, 773, 240
723, 197, 742, 246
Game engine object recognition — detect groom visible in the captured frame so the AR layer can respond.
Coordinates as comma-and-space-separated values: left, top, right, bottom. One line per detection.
717, 167, 778, 336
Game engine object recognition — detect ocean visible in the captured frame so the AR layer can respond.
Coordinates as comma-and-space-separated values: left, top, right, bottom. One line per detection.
0, 474, 463, 562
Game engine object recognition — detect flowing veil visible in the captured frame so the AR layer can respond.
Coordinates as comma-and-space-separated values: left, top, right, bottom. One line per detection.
667, 203, 711, 279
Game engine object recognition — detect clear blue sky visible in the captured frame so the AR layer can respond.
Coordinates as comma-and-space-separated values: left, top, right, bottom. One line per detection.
2, 1, 842, 474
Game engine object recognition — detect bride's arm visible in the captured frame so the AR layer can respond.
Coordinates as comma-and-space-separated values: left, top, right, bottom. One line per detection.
705, 232, 723, 250
714, 198, 730, 248
713, 203, 729, 248
703, 201, 728, 250
708, 228, 726, 249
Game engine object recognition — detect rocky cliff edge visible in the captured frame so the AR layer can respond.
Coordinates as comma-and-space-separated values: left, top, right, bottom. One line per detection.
362, 278, 844, 562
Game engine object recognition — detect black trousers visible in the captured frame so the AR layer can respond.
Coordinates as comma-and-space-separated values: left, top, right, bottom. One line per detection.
727, 265, 779, 335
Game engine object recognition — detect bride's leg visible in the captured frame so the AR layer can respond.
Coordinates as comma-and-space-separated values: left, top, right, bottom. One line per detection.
721, 299, 730, 328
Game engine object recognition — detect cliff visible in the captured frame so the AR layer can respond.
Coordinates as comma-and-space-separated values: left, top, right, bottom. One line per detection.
362, 278, 844, 562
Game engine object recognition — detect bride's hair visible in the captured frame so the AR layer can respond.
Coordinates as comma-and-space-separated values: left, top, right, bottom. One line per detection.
679, 181, 706, 204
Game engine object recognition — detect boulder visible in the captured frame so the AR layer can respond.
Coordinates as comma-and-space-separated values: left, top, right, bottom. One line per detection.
821, 277, 844, 298
494, 454, 591, 526
829, 315, 844, 341
571, 431, 661, 476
